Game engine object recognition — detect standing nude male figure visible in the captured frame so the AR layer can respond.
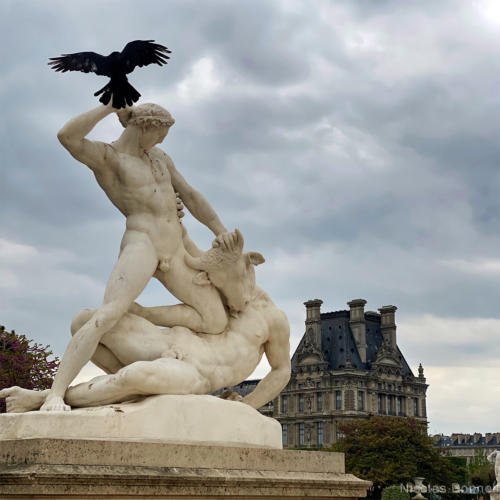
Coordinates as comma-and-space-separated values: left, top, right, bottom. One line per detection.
41, 103, 230, 412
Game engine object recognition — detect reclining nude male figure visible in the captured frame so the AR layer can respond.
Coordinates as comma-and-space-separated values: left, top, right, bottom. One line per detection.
0, 226, 292, 413
28, 102, 237, 412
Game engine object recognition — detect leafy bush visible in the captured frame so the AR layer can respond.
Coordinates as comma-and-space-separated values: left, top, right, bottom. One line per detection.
467, 449, 495, 486
331, 416, 466, 493
382, 485, 410, 500
0, 326, 59, 412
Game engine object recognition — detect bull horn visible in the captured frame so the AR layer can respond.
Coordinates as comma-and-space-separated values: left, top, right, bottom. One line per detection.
184, 253, 207, 271
235, 228, 244, 252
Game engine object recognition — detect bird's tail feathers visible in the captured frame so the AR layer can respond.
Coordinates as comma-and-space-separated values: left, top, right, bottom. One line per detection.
94, 78, 141, 109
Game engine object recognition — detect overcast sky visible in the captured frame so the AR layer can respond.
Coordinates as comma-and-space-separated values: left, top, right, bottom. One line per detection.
1, 0, 500, 435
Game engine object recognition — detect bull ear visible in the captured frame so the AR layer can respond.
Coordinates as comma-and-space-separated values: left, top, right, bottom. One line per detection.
246, 252, 265, 266
193, 271, 211, 286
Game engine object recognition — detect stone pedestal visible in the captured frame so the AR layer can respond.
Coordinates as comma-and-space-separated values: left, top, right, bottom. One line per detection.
0, 438, 371, 498
0, 396, 370, 498
0, 395, 282, 449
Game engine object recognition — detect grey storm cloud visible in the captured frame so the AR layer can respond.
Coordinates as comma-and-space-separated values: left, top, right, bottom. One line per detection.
1, 0, 500, 433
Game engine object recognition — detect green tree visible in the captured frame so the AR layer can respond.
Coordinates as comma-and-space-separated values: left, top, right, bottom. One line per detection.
381, 485, 410, 500
0, 326, 59, 412
446, 456, 467, 485
467, 448, 495, 487
331, 417, 465, 497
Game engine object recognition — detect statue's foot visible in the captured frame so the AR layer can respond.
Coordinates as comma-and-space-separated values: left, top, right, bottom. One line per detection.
40, 395, 71, 412
0, 386, 46, 413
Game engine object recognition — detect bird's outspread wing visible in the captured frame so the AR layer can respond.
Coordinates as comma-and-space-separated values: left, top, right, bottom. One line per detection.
120, 40, 171, 74
48, 52, 111, 76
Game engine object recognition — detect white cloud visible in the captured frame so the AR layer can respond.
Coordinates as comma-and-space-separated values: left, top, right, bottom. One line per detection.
0, 238, 102, 298
399, 315, 500, 433
0, 237, 105, 354
440, 257, 500, 277
478, 0, 500, 25
400, 314, 500, 351
177, 57, 222, 101
0, 238, 38, 263
0, 269, 20, 289
426, 366, 500, 434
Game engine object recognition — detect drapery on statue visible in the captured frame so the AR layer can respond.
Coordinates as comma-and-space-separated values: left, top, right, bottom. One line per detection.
0, 102, 291, 413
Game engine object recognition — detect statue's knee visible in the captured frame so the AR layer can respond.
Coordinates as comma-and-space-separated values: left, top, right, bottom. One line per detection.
117, 362, 154, 392
70, 309, 94, 336
93, 304, 125, 331
115, 365, 136, 389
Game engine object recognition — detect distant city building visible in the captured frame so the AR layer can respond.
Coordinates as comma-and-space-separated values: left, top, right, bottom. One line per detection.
433, 433, 500, 463
229, 298, 428, 448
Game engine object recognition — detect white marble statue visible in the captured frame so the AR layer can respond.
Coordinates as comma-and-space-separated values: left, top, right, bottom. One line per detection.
488, 450, 500, 490
0, 103, 291, 413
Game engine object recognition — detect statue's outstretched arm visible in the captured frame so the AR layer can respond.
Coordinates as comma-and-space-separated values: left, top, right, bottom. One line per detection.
242, 310, 291, 409
162, 152, 227, 236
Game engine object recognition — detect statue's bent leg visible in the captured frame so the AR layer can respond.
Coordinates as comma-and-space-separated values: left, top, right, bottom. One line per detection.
41, 231, 158, 411
71, 309, 124, 374
65, 358, 210, 408
152, 251, 228, 334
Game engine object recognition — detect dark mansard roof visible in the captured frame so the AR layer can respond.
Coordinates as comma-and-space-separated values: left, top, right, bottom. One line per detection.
291, 309, 414, 377
435, 434, 500, 447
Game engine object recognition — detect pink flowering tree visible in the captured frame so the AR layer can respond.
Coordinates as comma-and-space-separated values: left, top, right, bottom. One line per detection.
0, 326, 59, 412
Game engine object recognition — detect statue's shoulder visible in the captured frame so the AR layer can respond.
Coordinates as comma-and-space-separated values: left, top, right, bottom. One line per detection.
151, 146, 168, 157
253, 289, 288, 327
151, 147, 174, 166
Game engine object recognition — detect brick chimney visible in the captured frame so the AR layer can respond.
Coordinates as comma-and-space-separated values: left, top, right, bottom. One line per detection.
304, 299, 323, 349
378, 305, 397, 350
348, 299, 367, 363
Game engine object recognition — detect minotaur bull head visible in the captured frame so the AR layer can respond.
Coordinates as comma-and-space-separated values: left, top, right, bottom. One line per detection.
184, 229, 265, 314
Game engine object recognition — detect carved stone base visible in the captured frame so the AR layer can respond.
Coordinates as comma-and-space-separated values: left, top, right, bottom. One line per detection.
0, 394, 282, 449
0, 438, 371, 498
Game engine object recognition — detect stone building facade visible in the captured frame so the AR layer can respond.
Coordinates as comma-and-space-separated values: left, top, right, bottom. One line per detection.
230, 298, 428, 449
433, 433, 500, 463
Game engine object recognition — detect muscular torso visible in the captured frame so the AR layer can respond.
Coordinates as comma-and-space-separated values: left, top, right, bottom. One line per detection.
95, 146, 182, 256
192, 299, 270, 389
101, 290, 279, 390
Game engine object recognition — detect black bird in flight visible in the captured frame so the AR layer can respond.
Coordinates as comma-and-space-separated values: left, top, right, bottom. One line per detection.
48, 40, 171, 109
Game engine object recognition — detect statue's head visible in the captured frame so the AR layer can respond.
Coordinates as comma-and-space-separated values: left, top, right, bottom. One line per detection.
119, 103, 175, 129
119, 103, 175, 149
